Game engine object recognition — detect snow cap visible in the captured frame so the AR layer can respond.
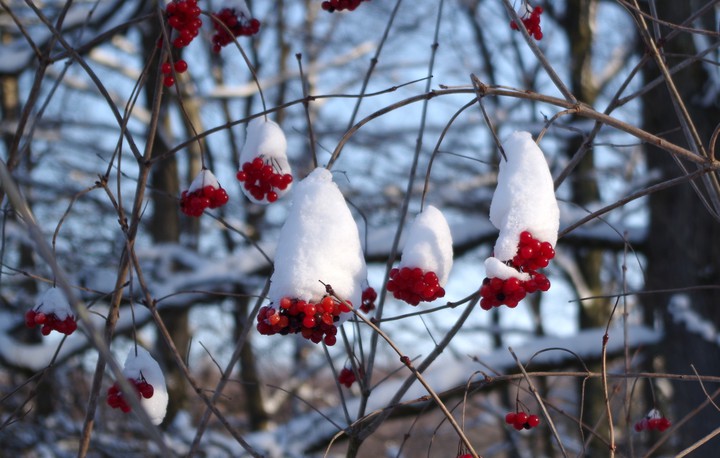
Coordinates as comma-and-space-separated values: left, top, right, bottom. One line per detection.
399, 205, 453, 285
188, 169, 220, 193
489, 131, 559, 261
35, 287, 74, 320
484, 256, 531, 281
239, 118, 293, 203
217, 0, 252, 18
122, 347, 168, 425
268, 168, 366, 309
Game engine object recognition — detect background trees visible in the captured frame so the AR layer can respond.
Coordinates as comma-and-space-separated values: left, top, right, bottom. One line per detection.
1, 0, 719, 456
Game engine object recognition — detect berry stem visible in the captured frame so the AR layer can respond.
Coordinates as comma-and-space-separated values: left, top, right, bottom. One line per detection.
204, 11, 267, 119
295, 53, 318, 169
500, 0, 576, 104
326, 287, 479, 458
508, 347, 569, 457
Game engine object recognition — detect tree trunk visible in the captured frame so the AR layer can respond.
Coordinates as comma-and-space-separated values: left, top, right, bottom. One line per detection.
642, 1, 720, 455
562, 2, 611, 454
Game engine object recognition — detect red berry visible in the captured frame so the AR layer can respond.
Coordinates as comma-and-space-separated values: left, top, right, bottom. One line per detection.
174, 59, 188, 73
505, 412, 517, 424
527, 414, 540, 427
161, 62, 172, 74
163, 76, 175, 87
515, 412, 528, 424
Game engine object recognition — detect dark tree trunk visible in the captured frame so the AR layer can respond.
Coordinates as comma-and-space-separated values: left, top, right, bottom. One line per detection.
141, 18, 188, 426
561, 2, 611, 454
641, 1, 720, 455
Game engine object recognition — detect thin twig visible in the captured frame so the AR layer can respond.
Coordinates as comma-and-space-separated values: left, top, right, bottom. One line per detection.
508, 347, 568, 458
501, 0, 576, 103
327, 286, 479, 458
295, 53, 318, 168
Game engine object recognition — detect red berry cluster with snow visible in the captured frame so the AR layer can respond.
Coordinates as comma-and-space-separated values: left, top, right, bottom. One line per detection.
211, 1, 261, 53
337, 366, 359, 388
480, 231, 554, 309
24, 287, 77, 336
257, 296, 347, 346
360, 286, 377, 313
107, 377, 155, 413
237, 118, 293, 204
505, 411, 541, 430
510, 3, 544, 40
321, 0, 369, 13
236, 157, 293, 203
388, 206, 453, 306
180, 169, 230, 217
106, 347, 168, 425
481, 131, 559, 310
263, 168, 366, 344
388, 268, 444, 305
165, 0, 202, 49
634, 409, 671, 432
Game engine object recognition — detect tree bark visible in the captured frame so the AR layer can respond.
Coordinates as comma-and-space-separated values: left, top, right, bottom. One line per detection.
641, 1, 720, 455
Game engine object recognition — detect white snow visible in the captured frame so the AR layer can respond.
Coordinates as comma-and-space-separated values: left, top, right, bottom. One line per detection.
669, 294, 719, 344
484, 256, 531, 281
35, 287, 74, 320
489, 131, 559, 261
398, 205, 454, 285
239, 118, 293, 204
244, 324, 661, 457
267, 168, 366, 308
226, 0, 252, 18
122, 346, 168, 425
187, 169, 220, 192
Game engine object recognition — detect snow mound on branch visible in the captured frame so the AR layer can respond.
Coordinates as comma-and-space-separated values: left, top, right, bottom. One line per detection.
399, 205, 453, 285
123, 347, 168, 425
268, 168, 366, 308
484, 257, 531, 281
35, 287, 74, 320
188, 169, 220, 192
489, 131, 559, 261
239, 118, 292, 203
223, 0, 252, 18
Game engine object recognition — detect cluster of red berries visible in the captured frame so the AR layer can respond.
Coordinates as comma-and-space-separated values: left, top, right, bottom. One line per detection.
512, 231, 555, 271
25, 309, 77, 336
161, 59, 188, 88
360, 286, 377, 313
166, 0, 202, 49
387, 267, 445, 306
510, 5, 543, 40
236, 157, 293, 203
257, 296, 351, 346
479, 272, 551, 309
211, 8, 261, 53
505, 411, 541, 430
480, 231, 554, 309
634, 411, 671, 432
106, 377, 155, 413
180, 185, 230, 217
321, 0, 369, 13
338, 367, 357, 388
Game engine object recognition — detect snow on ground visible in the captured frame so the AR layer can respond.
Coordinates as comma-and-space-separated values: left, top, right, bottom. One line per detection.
243, 324, 661, 457
669, 294, 719, 344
